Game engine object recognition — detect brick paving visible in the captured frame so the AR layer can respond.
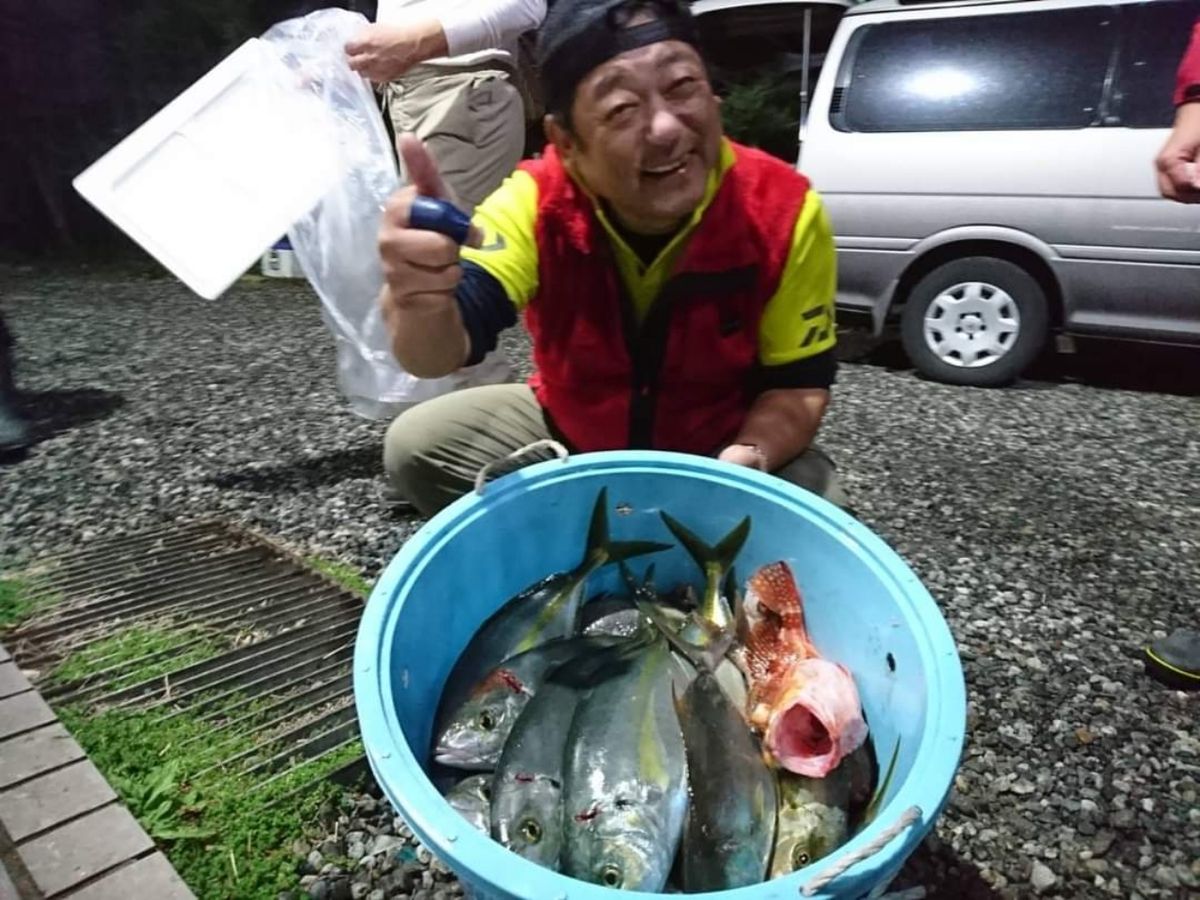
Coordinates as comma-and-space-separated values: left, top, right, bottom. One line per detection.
0, 642, 195, 900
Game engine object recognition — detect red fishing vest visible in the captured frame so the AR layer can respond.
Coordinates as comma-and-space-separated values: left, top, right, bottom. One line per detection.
519, 141, 811, 455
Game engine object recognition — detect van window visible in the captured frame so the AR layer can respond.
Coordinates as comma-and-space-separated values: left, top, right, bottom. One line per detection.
836, 7, 1116, 132
1114, 0, 1200, 128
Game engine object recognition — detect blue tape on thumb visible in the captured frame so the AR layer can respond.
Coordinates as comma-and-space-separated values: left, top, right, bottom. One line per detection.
409, 196, 472, 245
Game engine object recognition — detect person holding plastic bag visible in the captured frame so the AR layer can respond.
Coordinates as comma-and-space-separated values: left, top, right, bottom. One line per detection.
376, 0, 846, 517
346, 0, 546, 212
345, 0, 547, 398
253, 9, 536, 423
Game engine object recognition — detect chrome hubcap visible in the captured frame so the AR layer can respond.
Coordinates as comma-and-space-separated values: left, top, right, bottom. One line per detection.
923, 281, 1020, 368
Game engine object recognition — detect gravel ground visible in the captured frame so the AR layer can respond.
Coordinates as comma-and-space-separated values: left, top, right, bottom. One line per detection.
2, 266, 1198, 900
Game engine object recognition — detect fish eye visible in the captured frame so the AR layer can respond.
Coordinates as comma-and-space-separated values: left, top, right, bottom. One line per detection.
791, 846, 811, 869
477, 709, 497, 730
519, 818, 542, 844
600, 864, 623, 887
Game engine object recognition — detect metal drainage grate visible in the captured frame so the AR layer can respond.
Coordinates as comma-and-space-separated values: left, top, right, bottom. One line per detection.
4, 521, 367, 793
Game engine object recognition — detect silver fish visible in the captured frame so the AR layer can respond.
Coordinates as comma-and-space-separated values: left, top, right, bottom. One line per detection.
579, 593, 636, 631
674, 668, 777, 891
562, 638, 689, 892
583, 607, 645, 639
581, 566, 693, 639
444, 774, 493, 835
489, 677, 578, 870
435, 488, 668, 739
434, 634, 625, 770
491, 639, 658, 870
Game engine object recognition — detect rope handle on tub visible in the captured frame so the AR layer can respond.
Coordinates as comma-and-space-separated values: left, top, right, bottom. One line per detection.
473, 440, 570, 495
799, 805, 923, 897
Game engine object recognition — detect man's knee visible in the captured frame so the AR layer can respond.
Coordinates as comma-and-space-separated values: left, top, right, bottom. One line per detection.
774, 446, 849, 509
382, 405, 456, 514
383, 410, 425, 496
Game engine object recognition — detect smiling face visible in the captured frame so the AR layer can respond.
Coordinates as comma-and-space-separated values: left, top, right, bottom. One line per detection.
547, 39, 723, 236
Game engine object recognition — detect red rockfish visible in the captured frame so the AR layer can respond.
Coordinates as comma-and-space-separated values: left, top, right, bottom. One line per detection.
736, 561, 868, 777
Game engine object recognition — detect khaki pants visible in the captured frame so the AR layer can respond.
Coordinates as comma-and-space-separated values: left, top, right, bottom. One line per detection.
383, 384, 849, 516
384, 65, 526, 212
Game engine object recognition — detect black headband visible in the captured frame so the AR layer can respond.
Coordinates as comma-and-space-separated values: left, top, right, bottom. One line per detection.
539, 0, 703, 119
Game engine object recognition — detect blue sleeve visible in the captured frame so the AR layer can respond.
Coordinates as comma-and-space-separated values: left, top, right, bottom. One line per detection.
456, 261, 519, 366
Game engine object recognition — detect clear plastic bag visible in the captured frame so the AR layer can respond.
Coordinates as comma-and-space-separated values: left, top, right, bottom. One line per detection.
260, 8, 511, 421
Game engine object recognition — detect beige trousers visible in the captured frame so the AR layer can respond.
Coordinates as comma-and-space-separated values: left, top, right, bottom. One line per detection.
384, 65, 526, 212
383, 384, 849, 516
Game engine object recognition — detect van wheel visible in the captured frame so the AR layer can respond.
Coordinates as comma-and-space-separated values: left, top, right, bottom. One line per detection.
899, 257, 1049, 387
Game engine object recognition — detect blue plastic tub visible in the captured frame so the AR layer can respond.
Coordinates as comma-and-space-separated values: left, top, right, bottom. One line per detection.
354, 450, 966, 900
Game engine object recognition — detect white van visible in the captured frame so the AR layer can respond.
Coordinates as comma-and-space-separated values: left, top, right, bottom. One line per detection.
799, 0, 1200, 386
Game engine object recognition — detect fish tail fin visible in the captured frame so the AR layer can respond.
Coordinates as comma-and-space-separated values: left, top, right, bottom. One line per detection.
618, 560, 639, 595
660, 512, 752, 576
636, 599, 733, 673
725, 565, 742, 625
546, 635, 650, 690
618, 560, 659, 597
642, 563, 657, 591
606, 539, 673, 565
584, 488, 671, 570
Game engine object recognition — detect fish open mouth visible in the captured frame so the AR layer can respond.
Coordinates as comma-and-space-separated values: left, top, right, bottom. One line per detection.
773, 704, 833, 764
434, 750, 486, 769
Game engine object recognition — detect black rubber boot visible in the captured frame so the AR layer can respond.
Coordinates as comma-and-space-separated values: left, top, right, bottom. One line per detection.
0, 310, 14, 398
0, 311, 31, 457
1144, 629, 1200, 691
0, 400, 31, 456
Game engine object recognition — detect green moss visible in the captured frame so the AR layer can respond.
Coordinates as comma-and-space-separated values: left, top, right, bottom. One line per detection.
306, 557, 372, 598
48, 625, 227, 689
0, 577, 31, 627
24, 560, 373, 899
58, 700, 363, 900
0, 574, 56, 629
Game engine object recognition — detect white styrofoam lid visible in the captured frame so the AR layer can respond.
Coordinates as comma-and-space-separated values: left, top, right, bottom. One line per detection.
73, 38, 342, 300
